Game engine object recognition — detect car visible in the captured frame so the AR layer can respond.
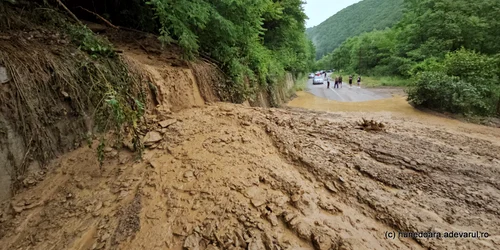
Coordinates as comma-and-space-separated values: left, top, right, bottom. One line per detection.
308, 73, 315, 78
313, 76, 324, 85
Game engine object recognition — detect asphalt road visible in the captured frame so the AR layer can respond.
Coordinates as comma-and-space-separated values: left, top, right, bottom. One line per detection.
307, 74, 392, 102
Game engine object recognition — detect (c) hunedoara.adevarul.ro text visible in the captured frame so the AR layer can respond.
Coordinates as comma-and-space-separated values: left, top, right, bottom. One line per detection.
384, 231, 490, 240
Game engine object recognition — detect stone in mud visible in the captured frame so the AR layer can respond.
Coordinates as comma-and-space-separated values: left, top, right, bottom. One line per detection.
251, 198, 267, 207
291, 194, 301, 202
312, 233, 333, 250
294, 222, 312, 239
267, 213, 279, 227
0, 66, 10, 84
205, 245, 220, 250
143, 131, 163, 146
184, 171, 194, 178
324, 182, 338, 193
248, 237, 266, 250
159, 119, 177, 128
283, 211, 297, 222
184, 233, 202, 250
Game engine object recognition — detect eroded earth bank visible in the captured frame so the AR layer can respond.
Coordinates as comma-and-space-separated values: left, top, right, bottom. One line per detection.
1, 101, 499, 250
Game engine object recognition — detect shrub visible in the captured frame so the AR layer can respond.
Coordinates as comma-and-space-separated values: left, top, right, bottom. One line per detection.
407, 72, 491, 116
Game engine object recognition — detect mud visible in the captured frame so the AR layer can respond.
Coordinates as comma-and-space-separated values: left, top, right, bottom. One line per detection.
1, 100, 499, 250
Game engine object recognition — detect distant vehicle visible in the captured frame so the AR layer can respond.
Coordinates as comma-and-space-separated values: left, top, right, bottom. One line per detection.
313, 76, 324, 85
308, 73, 315, 78
327, 70, 332, 73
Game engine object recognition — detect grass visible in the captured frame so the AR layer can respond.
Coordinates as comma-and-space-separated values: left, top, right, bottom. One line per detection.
293, 74, 308, 91
360, 76, 411, 87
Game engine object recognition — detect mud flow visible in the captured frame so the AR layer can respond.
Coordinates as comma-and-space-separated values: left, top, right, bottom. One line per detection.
1, 97, 500, 250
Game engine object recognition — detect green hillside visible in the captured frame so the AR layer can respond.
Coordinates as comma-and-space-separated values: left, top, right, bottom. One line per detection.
306, 0, 404, 59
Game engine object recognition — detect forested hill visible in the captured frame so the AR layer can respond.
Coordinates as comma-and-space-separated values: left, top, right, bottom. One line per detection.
306, 0, 404, 59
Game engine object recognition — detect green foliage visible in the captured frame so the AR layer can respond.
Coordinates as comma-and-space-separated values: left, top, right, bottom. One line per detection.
408, 49, 500, 116
313, 0, 500, 117
315, 28, 398, 75
306, 0, 404, 59
146, 0, 314, 100
407, 72, 491, 116
68, 25, 116, 58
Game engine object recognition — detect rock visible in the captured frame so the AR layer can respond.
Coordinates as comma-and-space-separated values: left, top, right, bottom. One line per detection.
295, 222, 312, 239
403, 157, 411, 163
11, 203, 24, 213
106, 150, 118, 158
23, 177, 36, 186
267, 213, 279, 227
251, 198, 267, 207
0, 66, 10, 84
283, 212, 297, 222
324, 182, 338, 193
205, 245, 220, 250
338, 177, 345, 183
95, 201, 103, 211
118, 153, 129, 164
410, 161, 417, 166
248, 237, 266, 250
61, 90, 70, 98
104, 147, 113, 153
291, 194, 301, 202
159, 119, 177, 128
143, 131, 163, 146
100, 233, 110, 242
184, 171, 194, 178
183, 234, 201, 250
312, 233, 333, 250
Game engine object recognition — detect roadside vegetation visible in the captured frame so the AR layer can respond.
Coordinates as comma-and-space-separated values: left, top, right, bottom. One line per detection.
293, 73, 309, 91
315, 0, 500, 117
142, 0, 316, 103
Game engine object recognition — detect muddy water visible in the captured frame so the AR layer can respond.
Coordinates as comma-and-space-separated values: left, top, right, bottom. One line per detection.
288, 91, 500, 145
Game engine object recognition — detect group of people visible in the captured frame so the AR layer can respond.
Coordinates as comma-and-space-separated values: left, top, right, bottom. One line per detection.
326, 74, 361, 89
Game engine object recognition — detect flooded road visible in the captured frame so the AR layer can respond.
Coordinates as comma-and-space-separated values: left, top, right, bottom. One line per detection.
307, 74, 396, 102
287, 91, 500, 146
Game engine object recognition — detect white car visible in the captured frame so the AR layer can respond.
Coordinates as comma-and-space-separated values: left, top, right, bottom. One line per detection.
313, 76, 324, 85
308, 73, 315, 78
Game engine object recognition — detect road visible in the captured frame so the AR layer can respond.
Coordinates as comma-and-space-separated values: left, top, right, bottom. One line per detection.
307, 74, 392, 102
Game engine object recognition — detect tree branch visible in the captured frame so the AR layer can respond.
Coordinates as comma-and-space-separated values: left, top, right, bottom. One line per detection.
76, 6, 119, 29
55, 0, 82, 25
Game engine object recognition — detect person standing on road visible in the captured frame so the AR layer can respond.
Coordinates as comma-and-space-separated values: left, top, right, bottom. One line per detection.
327, 75, 330, 89
339, 75, 343, 88
349, 75, 353, 88
334, 76, 339, 89
357, 75, 361, 88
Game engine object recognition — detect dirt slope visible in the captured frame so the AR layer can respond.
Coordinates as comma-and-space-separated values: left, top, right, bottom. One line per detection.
1, 101, 499, 250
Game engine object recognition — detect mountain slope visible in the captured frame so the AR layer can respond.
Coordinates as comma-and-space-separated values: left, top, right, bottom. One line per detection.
307, 0, 404, 59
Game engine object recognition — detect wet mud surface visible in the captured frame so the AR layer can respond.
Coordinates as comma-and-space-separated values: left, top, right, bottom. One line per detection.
1, 103, 499, 250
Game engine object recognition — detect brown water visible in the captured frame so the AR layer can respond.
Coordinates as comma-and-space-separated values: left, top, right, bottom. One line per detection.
287, 91, 500, 145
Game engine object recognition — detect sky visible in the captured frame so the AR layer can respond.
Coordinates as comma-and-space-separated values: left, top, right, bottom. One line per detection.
303, 0, 363, 28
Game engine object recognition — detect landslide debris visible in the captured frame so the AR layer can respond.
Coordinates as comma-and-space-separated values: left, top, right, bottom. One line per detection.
1, 103, 499, 250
